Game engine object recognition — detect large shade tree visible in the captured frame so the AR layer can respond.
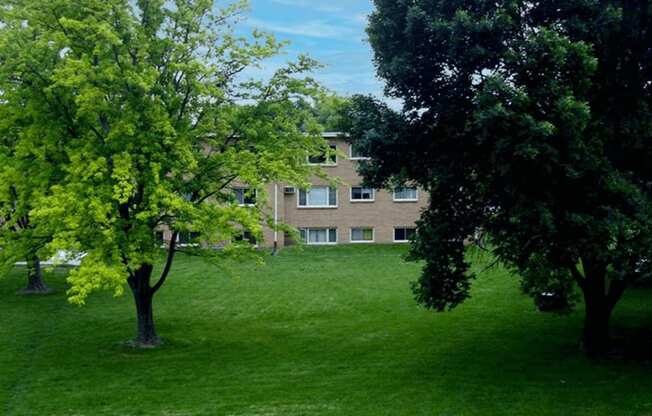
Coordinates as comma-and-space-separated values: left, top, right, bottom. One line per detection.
345, 0, 652, 354
0, 3, 69, 294
0, 124, 59, 294
0, 0, 327, 346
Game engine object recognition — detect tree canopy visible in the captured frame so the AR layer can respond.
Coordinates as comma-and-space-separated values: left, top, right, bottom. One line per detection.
346, 0, 652, 354
0, 0, 328, 345
0, 111, 59, 293
312, 94, 350, 132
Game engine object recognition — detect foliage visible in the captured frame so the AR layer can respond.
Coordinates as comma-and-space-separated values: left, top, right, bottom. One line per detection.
347, 0, 652, 352
0, 0, 327, 337
0, 53, 65, 279
312, 93, 351, 132
0, 130, 54, 274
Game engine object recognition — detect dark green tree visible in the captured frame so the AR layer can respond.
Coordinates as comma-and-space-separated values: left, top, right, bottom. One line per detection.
346, 0, 652, 354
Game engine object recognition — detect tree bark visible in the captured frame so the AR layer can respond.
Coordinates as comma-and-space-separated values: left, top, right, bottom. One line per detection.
582, 290, 612, 355
578, 259, 624, 355
124, 231, 177, 347
21, 255, 49, 294
128, 264, 160, 346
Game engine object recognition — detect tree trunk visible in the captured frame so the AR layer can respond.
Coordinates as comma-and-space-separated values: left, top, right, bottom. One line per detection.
133, 288, 158, 346
579, 259, 623, 355
582, 293, 612, 355
128, 264, 160, 347
21, 255, 49, 294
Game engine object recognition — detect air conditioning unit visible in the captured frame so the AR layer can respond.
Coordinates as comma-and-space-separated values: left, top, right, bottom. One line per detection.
284, 186, 296, 195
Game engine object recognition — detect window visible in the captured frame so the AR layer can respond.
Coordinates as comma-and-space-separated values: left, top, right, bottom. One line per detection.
394, 227, 416, 242
234, 188, 256, 206
350, 186, 375, 202
298, 186, 337, 208
234, 230, 257, 245
308, 144, 337, 165
300, 228, 337, 245
351, 228, 374, 243
350, 143, 369, 160
177, 231, 200, 245
393, 187, 418, 201
155, 231, 165, 245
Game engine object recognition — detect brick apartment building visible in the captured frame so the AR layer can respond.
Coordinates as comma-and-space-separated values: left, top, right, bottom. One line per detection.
167, 132, 427, 248
257, 132, 427, 247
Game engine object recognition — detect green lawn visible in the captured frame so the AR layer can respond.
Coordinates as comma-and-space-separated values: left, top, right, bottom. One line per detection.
1, 245, 651, 416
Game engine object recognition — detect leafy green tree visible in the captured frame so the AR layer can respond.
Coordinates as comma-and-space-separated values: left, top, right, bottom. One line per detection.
0, 149, 52, 295
346, 0, 652, 354
0, 69, 66, 294
0, 0, 326, 346
313, 94, 350, 132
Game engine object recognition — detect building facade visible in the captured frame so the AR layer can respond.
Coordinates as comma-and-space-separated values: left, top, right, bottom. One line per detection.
166, 133, 427, 248
260, 133, 427, 247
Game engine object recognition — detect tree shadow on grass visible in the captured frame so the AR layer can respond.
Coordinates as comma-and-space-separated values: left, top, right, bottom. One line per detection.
606, 325, 652, 362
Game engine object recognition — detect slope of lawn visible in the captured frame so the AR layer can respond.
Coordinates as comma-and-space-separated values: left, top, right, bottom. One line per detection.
1, 244, 651, 416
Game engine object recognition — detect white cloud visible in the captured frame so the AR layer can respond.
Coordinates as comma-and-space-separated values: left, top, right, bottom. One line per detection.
248, 17, 355, 39
349, 12, 369, 24
268, 0, 344, 13
240, 1, 397, 108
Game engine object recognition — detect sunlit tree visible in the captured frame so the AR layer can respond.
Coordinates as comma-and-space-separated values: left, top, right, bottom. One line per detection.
0, 0, 327, 345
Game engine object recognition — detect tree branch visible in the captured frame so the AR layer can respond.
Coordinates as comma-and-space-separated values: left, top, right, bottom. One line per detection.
569, 263, 586, 288
151, 230, 178, 294
89, 124, 105, 141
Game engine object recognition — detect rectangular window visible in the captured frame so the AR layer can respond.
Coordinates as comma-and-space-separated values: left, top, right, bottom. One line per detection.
351, 228, 374, 243
234, 230, 257, 245
394, 227, 416, 242
300, 228, 337, 245
350, 143, 369, 160
308, 144, 337, 165
177, 231, 200, 245
234, 188, 256, 206
393, 187, 418, 201
350, 186, 375, 202
298, 186, 337, 208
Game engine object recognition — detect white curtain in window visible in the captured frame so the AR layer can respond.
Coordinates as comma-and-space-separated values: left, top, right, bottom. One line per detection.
395, 187, 417, 200
308, 187, 329, 206
309, 229, 328, 243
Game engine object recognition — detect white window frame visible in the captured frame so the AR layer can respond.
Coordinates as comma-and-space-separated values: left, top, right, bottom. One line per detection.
300, 228, 338, 245
393, 227, 416, 243
307, 144, 338, 166
349, 143, 370, 160
298, 186, 338, 209
176, 231, 201, 247
350, 227, 375, 244
349, 186, 375, 202
393, 187, 419, 202
233, 187, 257, 207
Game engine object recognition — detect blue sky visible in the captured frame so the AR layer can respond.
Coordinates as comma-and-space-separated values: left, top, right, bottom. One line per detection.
237, 0, 394, 104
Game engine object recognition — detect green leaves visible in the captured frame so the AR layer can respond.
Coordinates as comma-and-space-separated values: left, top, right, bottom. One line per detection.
0, 0, 326, 303
355, 0, 652, 315
67, 253, 127, 305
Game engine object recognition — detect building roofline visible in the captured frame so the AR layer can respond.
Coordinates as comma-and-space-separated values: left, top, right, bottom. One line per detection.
322, 131, 349, 138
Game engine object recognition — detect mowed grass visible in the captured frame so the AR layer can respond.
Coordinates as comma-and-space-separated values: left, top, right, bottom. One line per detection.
1, 245, 652, 416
